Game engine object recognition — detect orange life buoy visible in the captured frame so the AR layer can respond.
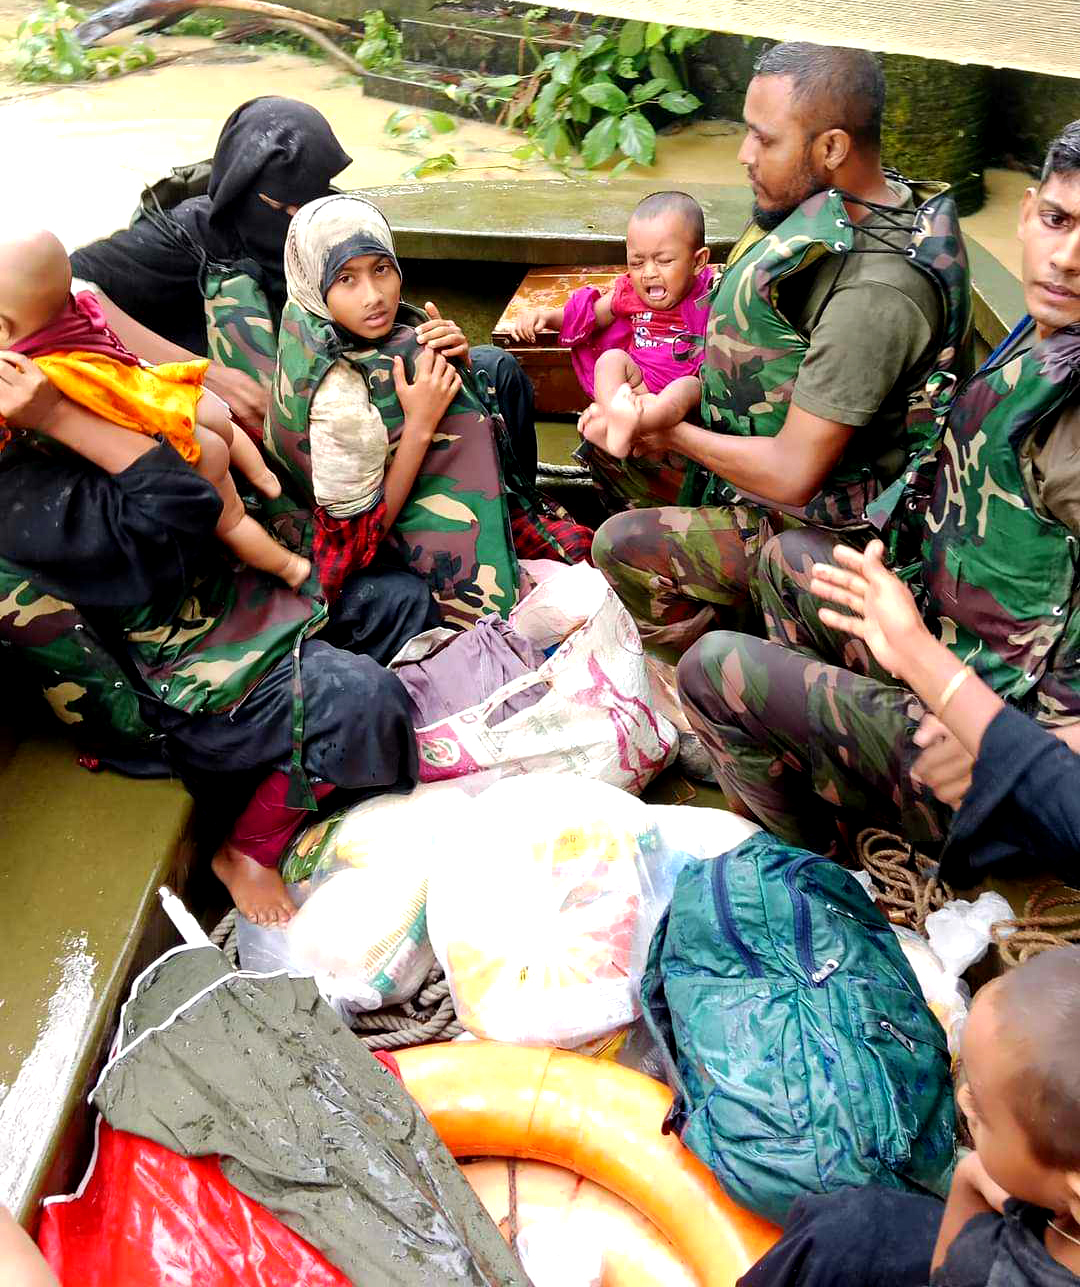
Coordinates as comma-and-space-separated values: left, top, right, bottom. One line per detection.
396, 1042, 780, 1287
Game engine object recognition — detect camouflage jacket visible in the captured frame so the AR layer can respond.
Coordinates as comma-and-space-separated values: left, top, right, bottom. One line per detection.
682, 180, 971, 528
922, 320, 1080, 721
265, 300, 519, 627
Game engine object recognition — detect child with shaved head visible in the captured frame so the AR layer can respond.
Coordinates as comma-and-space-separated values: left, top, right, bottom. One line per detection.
508, 190, 712, 457
0, 229, 309, 588
741, 946, 1080, 1286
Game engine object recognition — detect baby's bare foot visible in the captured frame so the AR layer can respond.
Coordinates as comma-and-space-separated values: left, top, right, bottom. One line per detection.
212, 845, 297, 927
605, 383, 644, 459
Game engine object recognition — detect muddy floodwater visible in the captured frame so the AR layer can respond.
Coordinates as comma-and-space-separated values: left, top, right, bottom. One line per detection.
4, 22, 1027, 274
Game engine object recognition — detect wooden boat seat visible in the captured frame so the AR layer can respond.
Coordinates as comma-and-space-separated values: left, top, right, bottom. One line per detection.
0, 718, 194, 1226
492, 265, 621, 415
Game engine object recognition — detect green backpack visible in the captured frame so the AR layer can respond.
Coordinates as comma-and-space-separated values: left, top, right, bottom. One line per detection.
641, 833, 956, 1224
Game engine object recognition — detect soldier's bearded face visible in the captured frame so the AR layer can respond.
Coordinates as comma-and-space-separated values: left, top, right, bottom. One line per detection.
739, 74, 829, 232
1019, 173, 1080, 339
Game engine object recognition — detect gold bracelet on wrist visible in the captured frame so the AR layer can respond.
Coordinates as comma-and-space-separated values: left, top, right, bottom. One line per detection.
936, 665, 974, 718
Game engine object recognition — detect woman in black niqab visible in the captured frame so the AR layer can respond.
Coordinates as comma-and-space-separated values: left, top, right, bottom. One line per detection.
70, 97, 352, 354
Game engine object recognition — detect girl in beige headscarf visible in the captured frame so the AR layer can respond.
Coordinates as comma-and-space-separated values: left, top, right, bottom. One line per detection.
283, 194, 467, 589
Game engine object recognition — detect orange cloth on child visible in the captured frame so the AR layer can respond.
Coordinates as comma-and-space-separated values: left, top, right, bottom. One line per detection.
32, 352, 210, 464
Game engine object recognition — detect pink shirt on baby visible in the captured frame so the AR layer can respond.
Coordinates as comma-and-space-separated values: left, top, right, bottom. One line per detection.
558, 266, 714, 400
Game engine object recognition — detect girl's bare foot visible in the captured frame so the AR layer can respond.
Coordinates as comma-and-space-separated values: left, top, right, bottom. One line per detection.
604, 382, 643, 459
284, 554, 312, 590
211, 844, 297, 926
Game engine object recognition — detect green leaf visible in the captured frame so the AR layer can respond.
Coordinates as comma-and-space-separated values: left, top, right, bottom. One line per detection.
617, 110, 656, 165
403, 152, 459, 180
647, 47, 680, 89
615, 56, 639, 79
581, 114, 620, 168
532, 78, 561, 124
551, 49, 578, 85
384, 106, 413, 135
425, 110, 457, 133
512, 142, 539, 160
592, 52, 616, 73
479, 72, 524, 88
644, 22, 666, 48
631, 76, 667, 101
579, 32, 608, 57
570, 94, 592, 124
538, 120, 573, 159
658, 90, 700, 114
580, 79, 627, 112
610, 156, 636, 177
668, 26, 710, 52
617, 19, 644, 56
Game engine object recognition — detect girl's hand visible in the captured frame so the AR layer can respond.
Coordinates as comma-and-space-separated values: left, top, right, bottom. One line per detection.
506, 306, 553, 344
810, 540, 933, 681
416, 301, 471, 365
0, 352, 60, 429
392, 346, 461, 438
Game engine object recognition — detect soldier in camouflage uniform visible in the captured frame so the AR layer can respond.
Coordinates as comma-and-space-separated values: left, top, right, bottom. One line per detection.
677, 120, 1080, 855
588, 43, 971, 651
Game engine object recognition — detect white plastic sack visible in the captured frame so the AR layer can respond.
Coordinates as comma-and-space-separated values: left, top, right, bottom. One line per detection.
892, 926, 970, 1056
426, 775, 664, 1047
405, 562, 678, 794
517, 1213, 603, 1287
284, 786, 473, 1010
925, 892, 1016, 977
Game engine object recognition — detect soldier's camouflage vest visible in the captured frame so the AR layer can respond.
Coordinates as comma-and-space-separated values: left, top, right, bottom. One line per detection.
681, 181, 972, 528
922, 321, 1080, 716
204, 270, 279, 393
265, 300, 519, 627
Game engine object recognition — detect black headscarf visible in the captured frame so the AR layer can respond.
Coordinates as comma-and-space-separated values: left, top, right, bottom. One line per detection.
70, 97, 352, 353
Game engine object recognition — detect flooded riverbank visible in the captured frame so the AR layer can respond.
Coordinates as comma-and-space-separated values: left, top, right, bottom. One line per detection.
3, 21, 1027, 275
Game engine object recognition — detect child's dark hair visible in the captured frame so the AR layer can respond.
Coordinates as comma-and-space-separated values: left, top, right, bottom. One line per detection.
631, 191, 706, 249
997, 946, 1080, 1170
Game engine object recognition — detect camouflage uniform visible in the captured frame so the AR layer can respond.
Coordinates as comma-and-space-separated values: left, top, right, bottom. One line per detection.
266, 299, 520, 627
594, 181, 971, 645
677, 320, 1080, 854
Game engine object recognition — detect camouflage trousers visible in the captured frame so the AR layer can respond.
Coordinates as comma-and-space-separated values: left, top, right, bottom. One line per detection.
591, 502, 802, 657
676, 526, 951, 855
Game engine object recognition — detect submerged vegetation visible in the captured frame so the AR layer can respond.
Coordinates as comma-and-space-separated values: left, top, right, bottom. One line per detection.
13, 0, 155, 81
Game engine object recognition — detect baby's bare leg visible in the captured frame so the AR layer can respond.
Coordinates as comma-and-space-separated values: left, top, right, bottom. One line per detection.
636, 375, 701, 432
195, 428, 310, 590
198, 391, 280, 499
593, 350, 649, 458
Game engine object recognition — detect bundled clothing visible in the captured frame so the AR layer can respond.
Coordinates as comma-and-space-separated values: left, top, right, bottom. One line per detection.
70, 97, 352, 353
5, 289, 208, 462
560, 265, 714, 398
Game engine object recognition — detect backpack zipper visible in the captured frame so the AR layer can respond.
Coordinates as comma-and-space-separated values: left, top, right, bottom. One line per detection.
712, 852, 763, 978
783, 856, 837, 985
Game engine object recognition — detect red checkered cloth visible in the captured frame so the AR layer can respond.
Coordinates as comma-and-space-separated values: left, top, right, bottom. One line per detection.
312, 502, 388, 602
509, 498, 593, 564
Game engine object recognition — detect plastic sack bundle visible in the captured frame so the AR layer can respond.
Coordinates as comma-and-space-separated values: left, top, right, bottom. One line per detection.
282, 784, 473, 1010
427, 775, 664, 1047
405, 562, 678, 794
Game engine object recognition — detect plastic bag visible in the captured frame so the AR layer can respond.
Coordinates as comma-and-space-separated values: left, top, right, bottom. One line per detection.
925, 892, 1015, 977
892, 926, 970, 1056
408, 562, 678, 794
283, 785, 473, 1010
641, 805, 761, 910
427, 775, 663, 1047
38, 1123, 350, 1286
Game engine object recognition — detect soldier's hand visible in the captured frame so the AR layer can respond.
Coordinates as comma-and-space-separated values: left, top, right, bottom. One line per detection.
206, 363, 269, 432
911, 714, 974, 808
812, 540, 931, 681
0, 352, 61, 429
